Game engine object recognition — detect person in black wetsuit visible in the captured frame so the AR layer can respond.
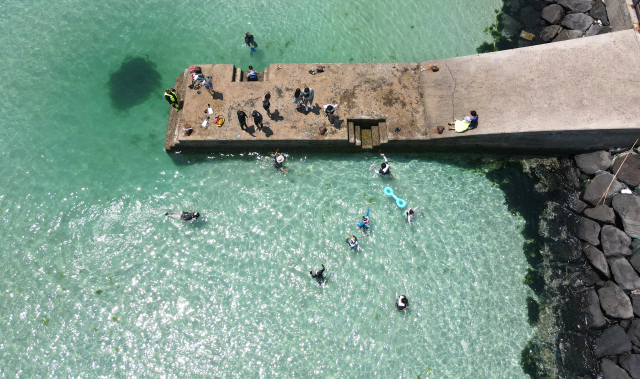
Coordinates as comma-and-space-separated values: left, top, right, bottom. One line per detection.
396, 295, 409, 311
237, 110, 248, 131
252, 110, 263, 130
273, 149, 288, 175
165, 211, 200, 222
245, 32, 258, 49
309, 264, 325, 282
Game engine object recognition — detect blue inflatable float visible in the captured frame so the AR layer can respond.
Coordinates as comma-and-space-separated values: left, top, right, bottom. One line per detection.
383, 187, 407, 208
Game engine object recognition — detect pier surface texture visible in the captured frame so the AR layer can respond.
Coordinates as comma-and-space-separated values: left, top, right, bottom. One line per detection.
166, 30, 640, 154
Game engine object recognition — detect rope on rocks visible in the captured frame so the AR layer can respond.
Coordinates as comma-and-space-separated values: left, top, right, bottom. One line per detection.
596, 139, 638, 207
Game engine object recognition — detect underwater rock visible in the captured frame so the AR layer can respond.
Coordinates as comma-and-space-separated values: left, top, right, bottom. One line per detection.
519, 6, 543, 29
582, 173, 624, 206
571, 215, 601, 245
608, 257, 640, 290
575, 151, 613, 175
598, 281, 633, 319
601, 225, 632, 257
501, 13, 523, 37
601, 358, 633, 379
586, 287, 607, 329
584, 243, 611, 278
612, 195, 640, 239
542, 4, 565, 24
562, 13, 595, 31
569, 197, 590, 214
612, 154, 640, 188
585, 205, 616, 224
595, 325, 632, 358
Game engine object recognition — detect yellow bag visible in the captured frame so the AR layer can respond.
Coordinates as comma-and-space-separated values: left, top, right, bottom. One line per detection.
214, 116, 225, 127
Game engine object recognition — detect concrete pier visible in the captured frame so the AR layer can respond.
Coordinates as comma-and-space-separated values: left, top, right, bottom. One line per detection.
166, 30, 640, 154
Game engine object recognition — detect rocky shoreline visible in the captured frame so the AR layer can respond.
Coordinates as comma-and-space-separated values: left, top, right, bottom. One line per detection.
505, 147, 640, 378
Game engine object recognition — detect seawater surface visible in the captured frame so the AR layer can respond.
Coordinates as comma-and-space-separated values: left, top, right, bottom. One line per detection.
0, 0, 535, 377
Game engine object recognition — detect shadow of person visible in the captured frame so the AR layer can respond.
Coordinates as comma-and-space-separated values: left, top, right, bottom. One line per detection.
212, 92, 224, 101
270, 109, 284, 121
310, 104, 321, 115
178, 100, 184, 110
332, 118, 344, 129
261, 126, 274, 137
243, 125, 256, 137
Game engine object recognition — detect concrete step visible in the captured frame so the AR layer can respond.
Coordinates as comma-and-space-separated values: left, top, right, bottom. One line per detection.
379, 122, 388, 144
234, 67, 243, 82
355, 125, 361, 147
348, 122, 355, 144
361, 129, 373, 149
371, 125, 380, 147
263, 67, 269, 81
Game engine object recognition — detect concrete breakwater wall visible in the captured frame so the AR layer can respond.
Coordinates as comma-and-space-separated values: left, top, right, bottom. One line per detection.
165, 30, 640, 154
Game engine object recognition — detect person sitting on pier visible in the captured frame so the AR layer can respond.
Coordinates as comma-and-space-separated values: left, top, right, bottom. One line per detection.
302, 87, 314, 112
247, 66, 258, 81
165, 211, 200, 222
309, 264, 326, 282
323, 104, 338, 123
164, 88, 179, 112
448, 110, 478, 133
274, 149, 288, 175
346, 234, 358, 249
252, 110, 263, 130
396, 295, 409, 311
292, 88, 302, 109
358, 207, 370, 229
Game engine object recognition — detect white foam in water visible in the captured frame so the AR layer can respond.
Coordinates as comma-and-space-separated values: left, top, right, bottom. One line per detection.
0, 0, 535, 377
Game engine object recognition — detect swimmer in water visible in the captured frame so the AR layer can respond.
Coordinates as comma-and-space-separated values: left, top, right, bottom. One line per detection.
370, 153, 391, 176
396, 295, 409, 311
405, 206, 418, 225
357, 207, 370, 229
165, 211, 200, 222
273, 149, 289, 175
309, 264, 326, 283
346, 234, 358, 249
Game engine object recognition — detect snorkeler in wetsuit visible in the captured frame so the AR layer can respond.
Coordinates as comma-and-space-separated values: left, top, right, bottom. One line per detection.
405, 206, 418, 225
273, 149, 289, 175
346, 234, 358, 249
245, 32, 258, 54
379, 153, 390, 175
358, 207, 370, 229
165, 211, 200, 222
309, 264, 326, 282
396, 295, 409, 311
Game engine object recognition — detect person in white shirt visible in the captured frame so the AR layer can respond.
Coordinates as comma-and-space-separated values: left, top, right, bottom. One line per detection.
323, 104, 338, 123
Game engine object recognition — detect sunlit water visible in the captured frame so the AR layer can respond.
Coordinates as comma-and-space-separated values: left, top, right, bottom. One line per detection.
0, 0, 537, 377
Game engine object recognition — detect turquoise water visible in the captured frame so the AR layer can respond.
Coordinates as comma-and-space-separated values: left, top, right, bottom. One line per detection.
0, 0, 537, 377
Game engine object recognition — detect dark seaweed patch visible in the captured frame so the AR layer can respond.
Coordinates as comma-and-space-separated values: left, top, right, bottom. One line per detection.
109, 56, 162, 111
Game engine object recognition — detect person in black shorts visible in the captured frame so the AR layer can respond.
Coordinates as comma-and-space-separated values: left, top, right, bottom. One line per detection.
262, 93, 271, 117
273, 149, 288, 175
252, 110, 263, 130
237, 110, 248, 131
309, 264, 326, 283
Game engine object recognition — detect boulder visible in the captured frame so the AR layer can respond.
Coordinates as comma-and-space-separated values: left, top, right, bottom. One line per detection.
501, 13, 523, 37
630, 252, 640, 273
567, 29, 584, 39
542, 4, 565, 24
506, 0, 521, 14
598, 281, 634, 319
630, 319, 640, 346
586, 23, 603, 36
609, 257, 640, 290
596, 325, 633, 358
540, 25, 563, 41
558, 0, 594, 12
601, 225, 632, 257
585, 205, 617, 224
571, 215, 602, 245
612, 195, 640, 238
612, 154, 640, 188
520, 6, 542, 29
575, 150, 613, 174
586, 287, 607, 329
601, 358, 633, 379
619, 354, 640, 379
632, 293, 640, 317
590, 0, 610, 25
562, 13, 596, 31
583, 173, 625, 206
584, 244, 611, 277
569, 197, 590, 214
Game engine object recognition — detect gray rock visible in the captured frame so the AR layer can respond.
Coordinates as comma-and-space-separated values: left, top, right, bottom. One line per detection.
591, 0, 610, 25
612, 154, 640, 188
558, 0, 594, 12
540, 25, 563, 42
501, 13, 523, 37
599, 25, 612, 34
585, 205, 617, 224
601, 225, 632, 257
584, 244, 611, 277
569, 197, 590, 214
630, 252, 640, 273
622, 319, 632, 329
586, 23, 603, 36
506, 0, 521, 14
571, 215, 602, 245
583, 173, 625, 206
601, 358, 633, 379
553, 29, 573, 42
633, 293, 640, 318
520, 6, 542, 29
542, 4, 565, 23
562, 12, 596, 31
598, 281, 634, 319
612, 195, 640, 239
595, 325, 632, 358
630, 319, 640, 346
575, 150, 613, 174
609, 257, 640, 290
619, 354, 640, 379
586, 287, 607, 329
567, 29, 584, 39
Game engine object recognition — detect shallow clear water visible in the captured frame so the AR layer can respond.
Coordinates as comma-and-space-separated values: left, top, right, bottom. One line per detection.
0, 0, 536, 377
